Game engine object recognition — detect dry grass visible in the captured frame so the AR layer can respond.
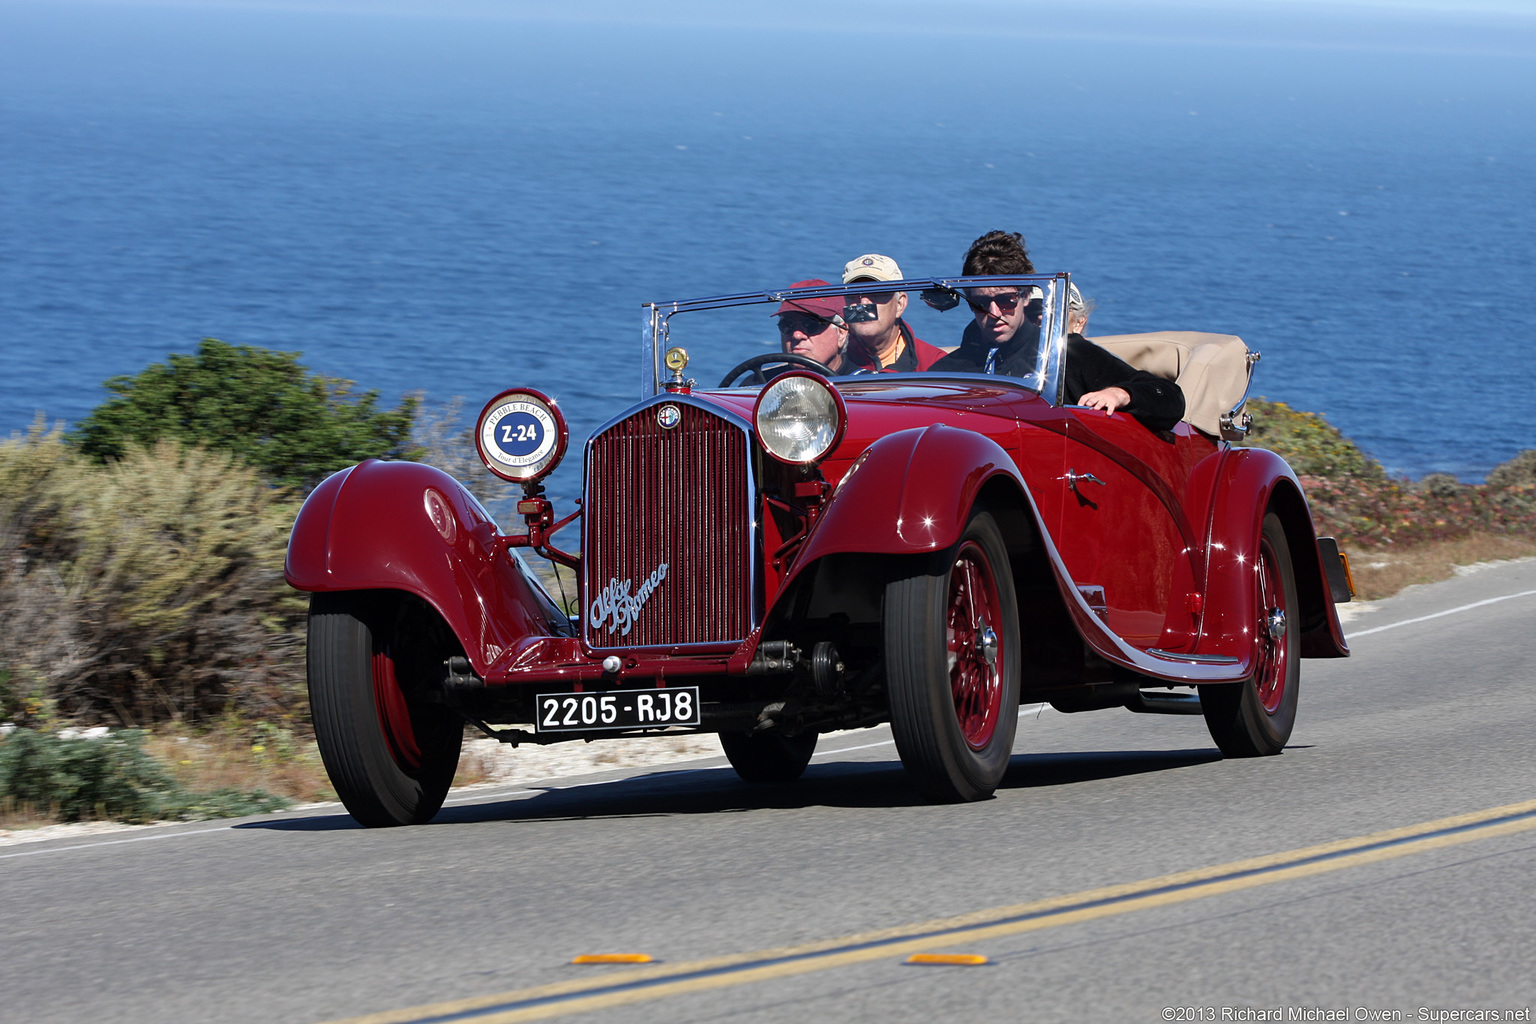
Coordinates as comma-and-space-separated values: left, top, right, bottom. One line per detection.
142, 724, 601, 801
1343, 533, 1536, 601
0, 798, 55, 830
143, 723, 335, 805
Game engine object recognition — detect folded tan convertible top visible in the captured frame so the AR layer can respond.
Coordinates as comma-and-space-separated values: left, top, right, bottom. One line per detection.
1088, 331, 1253, 437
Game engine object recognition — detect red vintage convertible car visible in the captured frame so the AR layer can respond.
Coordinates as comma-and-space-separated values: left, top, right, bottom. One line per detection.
285, 274, 1354, 826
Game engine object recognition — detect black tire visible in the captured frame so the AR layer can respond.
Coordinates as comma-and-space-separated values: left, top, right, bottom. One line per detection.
719, 730, 819, 783
308, 592, 464, 826
884, 509, 1021, 802
1202, 512, 1300, 757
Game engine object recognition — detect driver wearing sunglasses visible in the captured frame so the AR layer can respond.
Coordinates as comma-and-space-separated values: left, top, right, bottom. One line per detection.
930, 230, 1185, 432
773, 280, 854, 375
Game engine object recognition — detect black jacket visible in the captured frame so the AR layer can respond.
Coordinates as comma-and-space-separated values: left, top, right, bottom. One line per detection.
930, 325, 1185, 433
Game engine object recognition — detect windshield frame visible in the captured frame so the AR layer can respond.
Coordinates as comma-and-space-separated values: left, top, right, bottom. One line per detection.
640, 273, 1070, 403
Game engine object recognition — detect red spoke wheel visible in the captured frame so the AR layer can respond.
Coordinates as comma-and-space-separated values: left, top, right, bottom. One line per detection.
1201, 512, 1301, 757
885, 509, 1020, 802
309, 592, 464, 826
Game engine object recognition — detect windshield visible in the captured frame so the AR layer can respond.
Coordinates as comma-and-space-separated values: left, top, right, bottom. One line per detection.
640, 274, 1069, 400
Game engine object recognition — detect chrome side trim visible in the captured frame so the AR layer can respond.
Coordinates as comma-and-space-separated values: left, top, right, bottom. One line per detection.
1146, 648, 1241, 665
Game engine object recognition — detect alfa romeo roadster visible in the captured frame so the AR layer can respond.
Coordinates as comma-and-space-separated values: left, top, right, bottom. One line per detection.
285, 274, 1354, 827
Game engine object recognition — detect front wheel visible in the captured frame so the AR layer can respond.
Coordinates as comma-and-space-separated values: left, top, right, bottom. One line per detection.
719, 730, 818, 783
1202, 512, 1300, 757
308, 592, 464, 826
884, 509, 1021, 802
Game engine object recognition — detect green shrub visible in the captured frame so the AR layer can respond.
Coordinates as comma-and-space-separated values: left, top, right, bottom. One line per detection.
0, 727, 293, 823
0, 427, 306, 727
0, 728, 172, 822
1487, 450, 1536, 491
158, 786, 291, 820
1245, 398, 1385, 482
1244, 401, 1534, 548
71, 338, 419, 491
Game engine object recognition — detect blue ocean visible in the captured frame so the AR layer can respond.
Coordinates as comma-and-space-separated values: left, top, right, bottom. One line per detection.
3, 0, 1535, 509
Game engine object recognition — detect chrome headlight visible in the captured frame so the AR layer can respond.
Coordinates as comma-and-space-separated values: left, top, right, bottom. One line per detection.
753, 372, 847, 465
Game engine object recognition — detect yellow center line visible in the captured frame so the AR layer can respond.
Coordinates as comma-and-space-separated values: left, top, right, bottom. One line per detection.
325, 797, 1536, 1024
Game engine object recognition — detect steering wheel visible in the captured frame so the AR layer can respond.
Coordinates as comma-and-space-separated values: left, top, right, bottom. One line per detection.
717, 352, 836, 388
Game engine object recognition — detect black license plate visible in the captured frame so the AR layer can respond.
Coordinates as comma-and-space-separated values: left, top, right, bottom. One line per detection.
535, 686, 701, 733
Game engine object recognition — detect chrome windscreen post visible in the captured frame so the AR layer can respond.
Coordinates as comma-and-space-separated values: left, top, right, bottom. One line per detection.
1038, 273, 1069, 406
641, 304, 662, 399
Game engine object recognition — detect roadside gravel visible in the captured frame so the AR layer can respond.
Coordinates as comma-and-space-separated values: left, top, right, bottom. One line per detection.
15, 562, 1524, 850
0, 732, 727, 849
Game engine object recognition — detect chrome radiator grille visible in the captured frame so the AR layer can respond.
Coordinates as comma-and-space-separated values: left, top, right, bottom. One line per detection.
582, 402, 753, 650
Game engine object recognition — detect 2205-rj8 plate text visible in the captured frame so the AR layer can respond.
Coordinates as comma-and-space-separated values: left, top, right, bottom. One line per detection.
535, 686, 701, 733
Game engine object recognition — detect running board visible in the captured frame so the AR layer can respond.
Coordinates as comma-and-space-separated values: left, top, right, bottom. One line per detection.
1126, 689, 1204, 715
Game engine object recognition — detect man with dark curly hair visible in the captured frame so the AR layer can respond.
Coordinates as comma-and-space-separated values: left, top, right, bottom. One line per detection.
931, 230, 1184, 432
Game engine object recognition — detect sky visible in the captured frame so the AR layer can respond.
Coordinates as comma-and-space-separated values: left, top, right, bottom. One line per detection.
16, 0, 1533, 58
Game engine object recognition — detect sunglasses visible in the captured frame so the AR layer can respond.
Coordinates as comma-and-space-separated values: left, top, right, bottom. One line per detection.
965, 291, 1023, 315
777, 313, 837, 336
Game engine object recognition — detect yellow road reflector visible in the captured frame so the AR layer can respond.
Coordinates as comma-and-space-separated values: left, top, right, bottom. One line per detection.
571, 954, 653, 965
905, 953, 989, 966
322, 798, 1536, 1024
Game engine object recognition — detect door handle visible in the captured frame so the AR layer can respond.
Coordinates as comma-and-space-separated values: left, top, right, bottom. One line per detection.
1063, 469, 1107, 495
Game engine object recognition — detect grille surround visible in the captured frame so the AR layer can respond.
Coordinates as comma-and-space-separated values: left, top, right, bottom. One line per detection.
581, 397, 757, 652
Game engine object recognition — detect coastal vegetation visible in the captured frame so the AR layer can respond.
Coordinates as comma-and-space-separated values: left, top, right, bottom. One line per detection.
1, 346, 1532, 827
72, 338, 421, 491
1246, 398, 1536, 596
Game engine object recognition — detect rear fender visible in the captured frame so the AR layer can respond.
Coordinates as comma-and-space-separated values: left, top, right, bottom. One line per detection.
284, 460, 568, 676
1200, 448, 1350, 662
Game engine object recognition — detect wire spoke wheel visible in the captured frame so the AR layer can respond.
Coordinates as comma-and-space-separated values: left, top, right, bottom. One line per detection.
947, 547, 1005, 751
1201, 512, 1300, 757
885, 509, 1020, 802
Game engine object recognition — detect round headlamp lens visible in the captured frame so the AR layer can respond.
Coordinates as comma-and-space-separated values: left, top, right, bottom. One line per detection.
755, 374, 843, 464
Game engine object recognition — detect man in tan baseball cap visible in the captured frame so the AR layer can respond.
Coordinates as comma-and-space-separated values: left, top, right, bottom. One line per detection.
841, 253, 945, 372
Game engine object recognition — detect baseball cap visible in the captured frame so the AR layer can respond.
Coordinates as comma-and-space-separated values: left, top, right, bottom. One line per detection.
774, 279, 847, 325
842, 254, 904, 285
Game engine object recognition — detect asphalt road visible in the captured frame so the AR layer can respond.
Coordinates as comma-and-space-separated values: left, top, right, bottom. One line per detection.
4, 559, 1535, 1024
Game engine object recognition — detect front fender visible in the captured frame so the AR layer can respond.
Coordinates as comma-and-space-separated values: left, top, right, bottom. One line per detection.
284, 460, 566, 676
797, 424, 1025, 568
1200, 448, 1350, 663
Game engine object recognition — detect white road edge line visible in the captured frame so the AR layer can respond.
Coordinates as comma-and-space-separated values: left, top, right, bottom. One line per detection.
1347, 588, 1536, 639
811, 739, 894, 758
0, 824, 234, 861
9, 710, 1064, 853
442, 734, 907, 806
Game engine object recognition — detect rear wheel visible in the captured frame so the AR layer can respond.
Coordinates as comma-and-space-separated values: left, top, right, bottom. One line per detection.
719, 730, 818, 783
1202, 512, 1300, 757
308, 592, 464, 826
884, 510, 1021, 802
